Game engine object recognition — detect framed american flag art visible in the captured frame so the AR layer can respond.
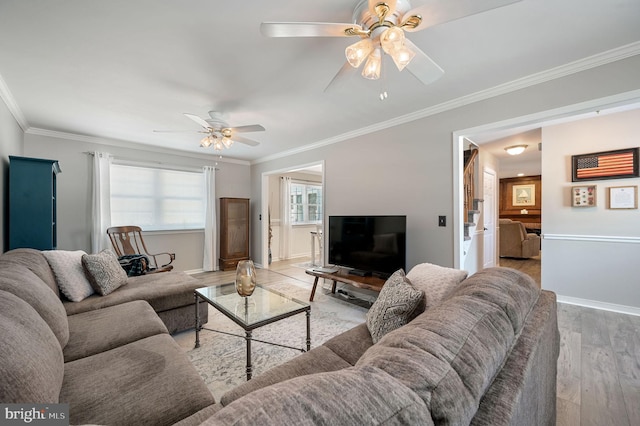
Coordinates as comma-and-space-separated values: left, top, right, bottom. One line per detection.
571, 148, 639, 182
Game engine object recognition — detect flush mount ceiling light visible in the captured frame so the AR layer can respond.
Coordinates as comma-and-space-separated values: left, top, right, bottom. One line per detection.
505, 144, 528, 155
261, 0, 522, 91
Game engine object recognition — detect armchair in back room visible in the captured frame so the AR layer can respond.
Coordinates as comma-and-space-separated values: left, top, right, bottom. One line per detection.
498, 218, 540, 258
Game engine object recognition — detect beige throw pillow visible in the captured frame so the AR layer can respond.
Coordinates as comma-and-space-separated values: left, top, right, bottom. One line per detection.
43, 250, 94, 302
82, 249, 128, 296
366, 269, 423, 343
406, 263, 468, 314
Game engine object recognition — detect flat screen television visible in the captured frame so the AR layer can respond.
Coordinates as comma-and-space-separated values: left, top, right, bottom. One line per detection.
328, 215, 406, 278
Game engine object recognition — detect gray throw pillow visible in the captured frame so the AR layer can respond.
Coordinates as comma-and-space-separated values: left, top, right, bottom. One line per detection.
366, 269, 423, 343
43, 250, 94, 302
82, 249, 128, 296
406, 262, 468, 313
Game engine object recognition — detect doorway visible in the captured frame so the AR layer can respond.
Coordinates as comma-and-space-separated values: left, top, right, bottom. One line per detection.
260, 162, 325, 268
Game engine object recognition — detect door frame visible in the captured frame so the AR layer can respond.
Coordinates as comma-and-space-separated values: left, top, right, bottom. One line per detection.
260, 161, 325, 268
453, 90, 640, 269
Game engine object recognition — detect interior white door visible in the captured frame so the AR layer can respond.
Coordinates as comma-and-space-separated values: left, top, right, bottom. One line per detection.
483, 168, 497, 268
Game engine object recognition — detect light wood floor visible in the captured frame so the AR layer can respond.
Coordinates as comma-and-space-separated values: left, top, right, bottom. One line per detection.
499, 254, 640, 426
191, 257, 639, 425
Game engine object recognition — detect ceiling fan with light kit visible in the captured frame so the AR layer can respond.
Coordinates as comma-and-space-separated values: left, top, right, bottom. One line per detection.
261, 0, 522, 92
154, 111, 265, 151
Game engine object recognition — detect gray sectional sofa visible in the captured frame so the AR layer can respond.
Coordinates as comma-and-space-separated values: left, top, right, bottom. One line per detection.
1, 246, 559, 425
183, 266, 560, 425
0, 248, 215, 425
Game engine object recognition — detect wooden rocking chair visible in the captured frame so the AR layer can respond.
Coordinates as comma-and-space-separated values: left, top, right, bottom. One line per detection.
106, 226, 175, 273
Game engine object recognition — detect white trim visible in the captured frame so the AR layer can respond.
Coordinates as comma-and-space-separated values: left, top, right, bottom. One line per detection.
185, 268, 205, 275
0, 73, 28, 130
112, 158, 205, 174
253, 41, 640, 165
543, 233, 640, 244
25, 127, 250, 166
558, 296, 640, 317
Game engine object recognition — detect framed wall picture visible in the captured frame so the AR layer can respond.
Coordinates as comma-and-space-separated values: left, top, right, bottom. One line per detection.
572, 185, 597, 207
512, 184, 535, 206
572, 147, 639, 182
608, 186, 638, 209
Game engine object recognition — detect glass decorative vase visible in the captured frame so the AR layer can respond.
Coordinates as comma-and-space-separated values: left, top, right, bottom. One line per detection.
235, 260, 257, 297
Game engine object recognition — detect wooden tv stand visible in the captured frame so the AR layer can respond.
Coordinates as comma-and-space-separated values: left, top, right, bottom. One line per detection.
305, 268, 386, 302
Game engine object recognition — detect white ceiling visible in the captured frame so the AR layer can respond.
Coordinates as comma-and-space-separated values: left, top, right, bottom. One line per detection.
1, 0, 639, 162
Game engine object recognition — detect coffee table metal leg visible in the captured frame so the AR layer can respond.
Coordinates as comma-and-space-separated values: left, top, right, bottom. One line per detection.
194, 292, 200, 348
306, 310, 311, 351
246, 330, 253, 380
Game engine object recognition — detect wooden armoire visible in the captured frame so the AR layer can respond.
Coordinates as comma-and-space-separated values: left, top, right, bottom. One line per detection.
219, 197, 250, 271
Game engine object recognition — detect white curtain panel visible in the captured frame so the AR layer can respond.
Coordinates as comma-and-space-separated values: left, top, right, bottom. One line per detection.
91, 152, 112, 253
280, 176, 292, 260
203, 166, 217, 271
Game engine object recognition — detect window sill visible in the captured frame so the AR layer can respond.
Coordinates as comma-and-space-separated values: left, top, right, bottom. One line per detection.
141, 228, 204, 235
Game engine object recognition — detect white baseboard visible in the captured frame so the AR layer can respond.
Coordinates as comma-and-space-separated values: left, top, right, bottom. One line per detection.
185, 268, 205, 275
557, 295, 640, 317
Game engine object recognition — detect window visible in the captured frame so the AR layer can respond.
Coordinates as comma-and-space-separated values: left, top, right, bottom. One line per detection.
110, 163, 205, 231
290, 182, 322, 224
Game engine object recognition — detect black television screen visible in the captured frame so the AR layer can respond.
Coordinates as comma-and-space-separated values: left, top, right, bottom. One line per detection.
328, 215, 406, 278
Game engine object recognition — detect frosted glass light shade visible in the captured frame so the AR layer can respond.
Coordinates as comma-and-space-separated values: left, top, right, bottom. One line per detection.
390, 45, 415, 71
362, 48, 382, 80
505, 145, 528, 155
345, 38, 374, 68
380, 27, 405, 54
200, 136, 212, 148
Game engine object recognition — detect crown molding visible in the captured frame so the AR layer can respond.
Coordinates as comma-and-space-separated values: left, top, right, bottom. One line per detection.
24, 127, 250, 166
253, 41, 640, 165
0, 73, 28, 130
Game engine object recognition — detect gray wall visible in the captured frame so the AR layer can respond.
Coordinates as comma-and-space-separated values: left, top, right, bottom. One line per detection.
251, 55, 640, 310
0, 98, 24, 252
23, 133, 250, 271
542, 108, 640, 309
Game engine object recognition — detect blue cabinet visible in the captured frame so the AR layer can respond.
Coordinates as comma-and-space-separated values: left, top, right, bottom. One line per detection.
9, 156, 62, 250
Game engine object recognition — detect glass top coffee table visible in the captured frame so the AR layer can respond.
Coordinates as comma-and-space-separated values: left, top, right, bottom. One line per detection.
194, 283, 311, 380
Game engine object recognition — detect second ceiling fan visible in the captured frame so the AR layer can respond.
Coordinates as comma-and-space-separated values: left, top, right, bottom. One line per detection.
261, 0, 522, 89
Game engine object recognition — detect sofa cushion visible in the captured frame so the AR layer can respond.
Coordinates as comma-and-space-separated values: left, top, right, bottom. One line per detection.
356, 267, 540, 426
0, 290, 64, 403
43, 250, 94, 302
323, 322, 373, 365
220, 345, 352, 406
81, 249, 128, 296
0, 248, 60, 297
452, 267, 540, 334
208, 366, 433, 426
63, 271, 203, 315
61, 334, 215, 426
64, 300, 168, 362
0, 261, 70, 348
406, 262, 468, 313
366, 269, 422, 343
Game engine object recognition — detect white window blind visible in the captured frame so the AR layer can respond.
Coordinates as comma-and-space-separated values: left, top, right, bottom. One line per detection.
110, 163, 205, 231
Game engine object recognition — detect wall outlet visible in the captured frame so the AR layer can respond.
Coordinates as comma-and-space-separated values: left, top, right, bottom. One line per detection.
438, 216, 446, 227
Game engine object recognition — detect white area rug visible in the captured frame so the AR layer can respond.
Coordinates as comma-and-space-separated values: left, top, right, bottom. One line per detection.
187, 279, 367, 401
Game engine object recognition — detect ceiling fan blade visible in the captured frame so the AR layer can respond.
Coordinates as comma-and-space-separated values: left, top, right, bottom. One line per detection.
402, 0, 522, 32
184, 113, 212, 129
232, 135, 260, 147
152, 130, 204, 134
403, 39, 444, 86
228, 124, 265, 133
261, 22, 362, 37
324, 61, 358, 93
